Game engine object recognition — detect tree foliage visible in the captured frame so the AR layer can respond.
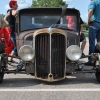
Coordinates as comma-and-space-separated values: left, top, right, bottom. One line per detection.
2, 14, 8, 27
83, 22, 88, 30
31, 0, 66, 7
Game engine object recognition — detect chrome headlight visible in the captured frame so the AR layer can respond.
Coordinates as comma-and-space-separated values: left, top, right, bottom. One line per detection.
66, 45, 82, 61
18, 45, 35, 61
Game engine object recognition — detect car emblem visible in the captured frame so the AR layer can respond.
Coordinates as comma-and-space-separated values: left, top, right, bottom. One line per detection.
48, 27, 52, 33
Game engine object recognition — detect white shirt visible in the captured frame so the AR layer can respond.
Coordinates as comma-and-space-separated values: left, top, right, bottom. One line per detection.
0, 14, 3, 27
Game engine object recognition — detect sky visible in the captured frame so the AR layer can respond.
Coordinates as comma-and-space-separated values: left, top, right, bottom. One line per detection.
0, 0, 91, 22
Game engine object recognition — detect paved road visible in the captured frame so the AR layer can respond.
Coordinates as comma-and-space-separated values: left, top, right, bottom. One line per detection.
0, 38, 100, 100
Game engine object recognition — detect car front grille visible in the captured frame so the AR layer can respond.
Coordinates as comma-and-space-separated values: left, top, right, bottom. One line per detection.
51, 34, 66, 79
35, 33, 66, 79
35, 33, 50, 78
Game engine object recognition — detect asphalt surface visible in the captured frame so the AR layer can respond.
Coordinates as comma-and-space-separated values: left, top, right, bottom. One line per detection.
0, 38, 100, 100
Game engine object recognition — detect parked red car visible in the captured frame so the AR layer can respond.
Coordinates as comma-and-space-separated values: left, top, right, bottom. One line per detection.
0, 27, 14, 54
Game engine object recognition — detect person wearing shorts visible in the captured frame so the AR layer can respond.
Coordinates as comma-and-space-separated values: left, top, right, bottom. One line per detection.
80, 32, 86, 55
67, 16, 86, 55
79, 17, 86, 54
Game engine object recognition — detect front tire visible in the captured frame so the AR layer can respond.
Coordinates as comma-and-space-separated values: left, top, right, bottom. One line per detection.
0, 69, 4, 84
0, 43, 5, 84
0, 54, 5, 84
95, 72, 100, 83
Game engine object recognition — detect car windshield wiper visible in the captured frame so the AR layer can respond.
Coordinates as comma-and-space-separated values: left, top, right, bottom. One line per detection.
56, 6, 67, 24
49, 6, 67, 29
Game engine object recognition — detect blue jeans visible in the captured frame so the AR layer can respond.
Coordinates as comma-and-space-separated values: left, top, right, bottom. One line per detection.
88, 21, 100, 62
10, 33, 17, 54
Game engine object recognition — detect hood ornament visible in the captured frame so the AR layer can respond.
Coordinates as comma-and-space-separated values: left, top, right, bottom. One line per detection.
48, 27, 53, 33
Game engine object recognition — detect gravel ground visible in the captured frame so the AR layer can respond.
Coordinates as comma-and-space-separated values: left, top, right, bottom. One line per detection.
0, 91, 100, 100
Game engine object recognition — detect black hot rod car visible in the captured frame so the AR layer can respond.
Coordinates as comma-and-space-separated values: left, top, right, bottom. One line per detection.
0, 7, 100, 83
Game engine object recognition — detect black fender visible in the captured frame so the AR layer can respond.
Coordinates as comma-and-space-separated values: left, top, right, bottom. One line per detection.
0, 42, 4, 54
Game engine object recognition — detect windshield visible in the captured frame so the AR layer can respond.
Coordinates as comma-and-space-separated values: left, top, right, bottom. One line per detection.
20, 15, 77, 31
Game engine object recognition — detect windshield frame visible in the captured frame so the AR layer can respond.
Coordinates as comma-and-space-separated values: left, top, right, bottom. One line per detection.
17, 8, 80, 33
19, 14, 78, 32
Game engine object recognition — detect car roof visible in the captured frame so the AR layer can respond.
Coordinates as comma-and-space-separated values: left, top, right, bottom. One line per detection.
18, 7, 80, 16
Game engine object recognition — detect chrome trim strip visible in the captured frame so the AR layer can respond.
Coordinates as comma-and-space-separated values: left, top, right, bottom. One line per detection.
50, 33, 51, 74
36, 77, 65, 82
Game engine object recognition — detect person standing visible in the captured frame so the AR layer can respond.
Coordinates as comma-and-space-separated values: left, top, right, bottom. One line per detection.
66, 16, 75, 29
79, 18, 86, 55
85, 0, 100, 65
66, 16, 86, 54
4, 0, 18, 61
0, 14, 4, 27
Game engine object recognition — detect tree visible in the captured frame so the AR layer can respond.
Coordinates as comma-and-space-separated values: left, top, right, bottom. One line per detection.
31, 0, 66, 7
83, 22, 88, 30
2, 14, 8, 27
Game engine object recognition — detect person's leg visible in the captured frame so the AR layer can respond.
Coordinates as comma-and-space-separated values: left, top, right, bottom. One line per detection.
81, 39, 86, 52
8, 36, 15, 61
8, 33, 17, 61
85, 25, 96, 65
88, 23, 97, 62
10, 34, 17, 53
85, 22, 100, 65
96, 23, 100, 43
89, 22, 100, 54
80, 33, 86, 52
